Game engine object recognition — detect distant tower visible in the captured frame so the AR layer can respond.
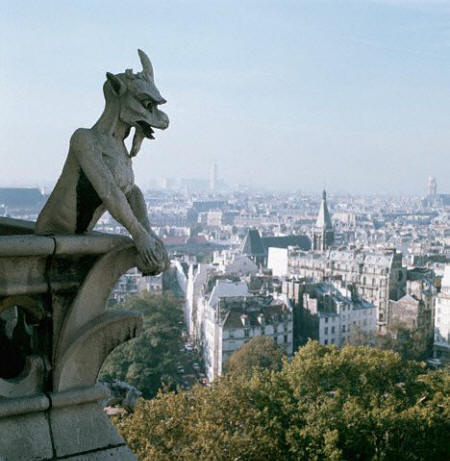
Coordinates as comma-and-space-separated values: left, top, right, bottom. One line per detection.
427, 176, 437, 197
210, 163, 218, 191
312, 190, 334, 251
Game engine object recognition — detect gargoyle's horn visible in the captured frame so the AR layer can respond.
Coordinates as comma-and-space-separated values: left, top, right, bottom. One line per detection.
138, 49, 154, 81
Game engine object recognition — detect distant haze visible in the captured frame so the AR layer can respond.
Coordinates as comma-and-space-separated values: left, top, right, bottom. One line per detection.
1, 0, 450, 194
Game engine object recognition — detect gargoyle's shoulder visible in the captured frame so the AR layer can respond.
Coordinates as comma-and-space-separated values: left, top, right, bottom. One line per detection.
70, 128, 97, 150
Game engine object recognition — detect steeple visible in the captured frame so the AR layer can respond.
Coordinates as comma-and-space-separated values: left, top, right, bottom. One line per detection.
315, 189, 333, 230
312, 190, 334, 251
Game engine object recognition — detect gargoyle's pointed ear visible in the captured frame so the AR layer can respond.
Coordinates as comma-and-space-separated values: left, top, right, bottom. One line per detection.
106, 72, 126, 96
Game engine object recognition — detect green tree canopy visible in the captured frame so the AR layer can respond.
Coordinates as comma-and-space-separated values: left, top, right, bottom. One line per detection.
114, 341, 450, 461
349, 324, 432, 361
224, 335, 285, 377
99, 292, 183, 398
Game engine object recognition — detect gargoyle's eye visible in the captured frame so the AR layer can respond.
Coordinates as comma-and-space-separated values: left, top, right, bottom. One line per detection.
141, 99, 152, 110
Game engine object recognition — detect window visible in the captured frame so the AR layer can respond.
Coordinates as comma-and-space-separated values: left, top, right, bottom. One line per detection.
325, 327, 328, 335
284, 335, 288, 343
331, 326, 335, 334
274, 336, 278, 344
331, 338, 335, 344
342, 325, 346, 332
325, 317, 329, 323
244, 329, 249, 338
324, 339, 328, 345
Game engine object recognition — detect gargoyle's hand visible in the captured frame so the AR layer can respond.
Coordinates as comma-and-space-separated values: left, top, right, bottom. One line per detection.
134, 232, 159, 267
154, 238, 170, 272
134, 232, 169, 275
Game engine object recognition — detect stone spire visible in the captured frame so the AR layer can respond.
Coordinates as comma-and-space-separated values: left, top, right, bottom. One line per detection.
315, 190, 333, 229
312, 190, 334, 251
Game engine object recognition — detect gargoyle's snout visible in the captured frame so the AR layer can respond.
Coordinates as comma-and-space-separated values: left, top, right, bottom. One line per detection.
158, 109, 169, 129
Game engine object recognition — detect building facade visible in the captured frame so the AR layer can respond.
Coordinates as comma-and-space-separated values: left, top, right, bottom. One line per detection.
202, 293, 293, 382
433, 265, 450, 363
286, 248, 406, 330
286, 280, 377, 347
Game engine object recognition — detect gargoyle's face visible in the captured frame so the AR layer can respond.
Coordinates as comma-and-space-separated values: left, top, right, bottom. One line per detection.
118, 75, 169, 138
105, 50, 169, 140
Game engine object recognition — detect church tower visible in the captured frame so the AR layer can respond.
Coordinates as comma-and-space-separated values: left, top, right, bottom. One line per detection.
312, 190, 334, 251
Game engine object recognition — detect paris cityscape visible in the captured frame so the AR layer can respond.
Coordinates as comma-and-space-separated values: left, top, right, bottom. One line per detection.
1, 1, 449, 460
2, 171, 449, 372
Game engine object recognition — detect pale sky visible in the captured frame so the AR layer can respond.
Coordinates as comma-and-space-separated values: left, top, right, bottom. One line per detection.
1, 0, 450, 194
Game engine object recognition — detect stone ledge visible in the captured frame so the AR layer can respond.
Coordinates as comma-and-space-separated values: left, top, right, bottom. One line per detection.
50, 401, 126, 458
0, 393, 50, 418
49, 384, 110, 409
57, 444, 136, 460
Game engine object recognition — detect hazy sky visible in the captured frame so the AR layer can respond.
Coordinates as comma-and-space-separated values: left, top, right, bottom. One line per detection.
1, 0, 450, 194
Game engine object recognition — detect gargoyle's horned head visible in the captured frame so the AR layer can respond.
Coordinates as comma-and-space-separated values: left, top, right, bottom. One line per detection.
104, 49, 169, 156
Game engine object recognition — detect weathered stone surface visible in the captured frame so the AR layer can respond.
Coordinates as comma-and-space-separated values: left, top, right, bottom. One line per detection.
55, 245, 137, 359
0, 235, 54, 257
0, 411, 52, 460
50, 384, 110, 409
0, 255, 49, 296
0, 393, 49, 418
62, 445, 136, 460
0, 356, 45, 398
50, 402, 124, 458
54, 311, 142, 391
53, 233, 130, 256
0, 217, 35, 235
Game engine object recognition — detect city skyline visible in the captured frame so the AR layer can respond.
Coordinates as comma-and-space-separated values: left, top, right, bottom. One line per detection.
2, 1, 450, 193
0, 168, 447, 198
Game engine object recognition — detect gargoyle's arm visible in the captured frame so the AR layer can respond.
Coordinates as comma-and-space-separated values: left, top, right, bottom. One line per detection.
70, 129, 147, 241
127, 185, 152, 233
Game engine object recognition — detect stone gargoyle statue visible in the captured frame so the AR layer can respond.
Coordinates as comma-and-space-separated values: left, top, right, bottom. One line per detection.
36, 49, 169, 275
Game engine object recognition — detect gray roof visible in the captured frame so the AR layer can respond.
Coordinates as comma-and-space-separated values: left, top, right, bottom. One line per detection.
241, 229, 265, 257
262, 235, 311, 251
243, 229, 311, 256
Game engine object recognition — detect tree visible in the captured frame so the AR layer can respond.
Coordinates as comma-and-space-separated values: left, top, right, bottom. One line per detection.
384, 323, 431, 361
114, 341, 450, 460
99, 292, 183, 398
224, 335, 285, 377
348, 324, 431, 361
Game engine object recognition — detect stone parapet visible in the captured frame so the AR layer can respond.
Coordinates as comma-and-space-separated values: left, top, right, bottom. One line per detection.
0, 218, 143, 460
